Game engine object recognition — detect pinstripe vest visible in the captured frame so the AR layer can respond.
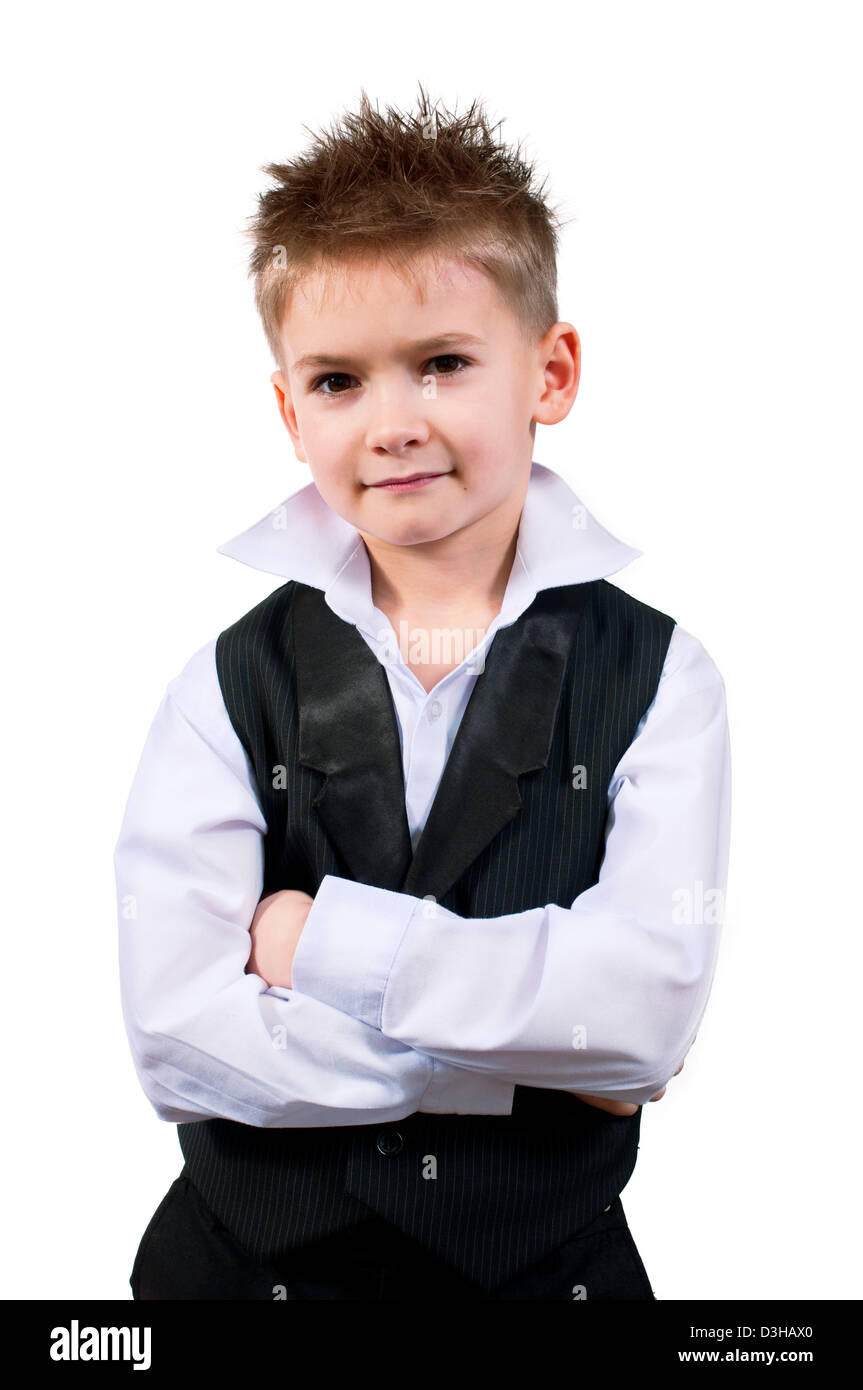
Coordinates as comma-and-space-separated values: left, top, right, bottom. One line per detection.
178, 576, 675, 1290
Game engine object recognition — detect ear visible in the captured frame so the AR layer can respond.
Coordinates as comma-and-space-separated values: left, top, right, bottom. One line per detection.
270, 370, 308, 464
532, 324, 581, 428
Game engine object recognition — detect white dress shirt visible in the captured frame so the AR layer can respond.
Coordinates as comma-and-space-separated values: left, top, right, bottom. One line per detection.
114, 461, 731, 1126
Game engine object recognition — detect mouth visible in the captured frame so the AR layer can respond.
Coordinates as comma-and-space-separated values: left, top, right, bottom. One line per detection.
368, 471, 451, 493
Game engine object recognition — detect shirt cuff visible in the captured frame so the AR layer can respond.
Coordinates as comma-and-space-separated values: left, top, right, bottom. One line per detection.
290, 874, 417, 1027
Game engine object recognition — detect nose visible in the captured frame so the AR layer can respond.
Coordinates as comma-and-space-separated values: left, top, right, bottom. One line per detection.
364, 383, 431, 454
368, 426, 426, 454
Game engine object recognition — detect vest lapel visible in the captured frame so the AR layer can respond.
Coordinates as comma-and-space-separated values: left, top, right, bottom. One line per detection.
292, 582, 413, 891
291, 581, 592, 903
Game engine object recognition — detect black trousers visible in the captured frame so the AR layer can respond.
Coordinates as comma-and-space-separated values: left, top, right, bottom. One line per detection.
130, 1172, 657, 1301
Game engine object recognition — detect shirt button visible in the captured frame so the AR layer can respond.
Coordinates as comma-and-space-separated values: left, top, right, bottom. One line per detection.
427, 700, 442, 722
375, 1129, 404, 1156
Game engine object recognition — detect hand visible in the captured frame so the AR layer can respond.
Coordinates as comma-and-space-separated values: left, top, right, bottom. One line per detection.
244, 889, 315, 989
646, 1057, 686, 1103
569, 1092, 640, 1116
571, 1059, 686, 1116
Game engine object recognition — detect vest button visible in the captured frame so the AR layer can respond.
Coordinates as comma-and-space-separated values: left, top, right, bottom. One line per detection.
375, 1129, 404, 1156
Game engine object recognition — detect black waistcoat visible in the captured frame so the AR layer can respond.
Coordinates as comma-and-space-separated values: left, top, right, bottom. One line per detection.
177, 576, 675, 1290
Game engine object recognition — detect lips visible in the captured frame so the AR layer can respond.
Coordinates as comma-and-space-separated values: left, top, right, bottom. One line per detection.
371, 472, 446, 486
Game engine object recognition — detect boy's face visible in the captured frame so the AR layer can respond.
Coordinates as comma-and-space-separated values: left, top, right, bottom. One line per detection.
270, 251, 579, 556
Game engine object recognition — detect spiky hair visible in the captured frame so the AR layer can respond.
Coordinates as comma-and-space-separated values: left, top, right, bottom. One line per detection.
244, 84, 566, 371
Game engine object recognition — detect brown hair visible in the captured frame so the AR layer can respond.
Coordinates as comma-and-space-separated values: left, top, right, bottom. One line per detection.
244, 84, 568, 373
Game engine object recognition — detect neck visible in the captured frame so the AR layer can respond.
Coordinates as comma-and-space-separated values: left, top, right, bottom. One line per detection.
361, 506, 523, 618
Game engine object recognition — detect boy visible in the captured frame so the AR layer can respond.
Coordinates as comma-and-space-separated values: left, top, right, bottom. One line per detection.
115, 87, 730, 1301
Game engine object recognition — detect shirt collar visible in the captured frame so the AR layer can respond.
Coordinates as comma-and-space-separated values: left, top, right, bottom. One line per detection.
216, 460, 643, 638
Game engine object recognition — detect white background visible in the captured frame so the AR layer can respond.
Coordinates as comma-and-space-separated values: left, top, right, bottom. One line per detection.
2, 0, 860, 1301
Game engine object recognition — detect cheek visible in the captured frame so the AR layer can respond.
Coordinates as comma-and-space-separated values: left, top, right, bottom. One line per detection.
297, 421, 351, 477
451, 386, 520, 445
315, 470, 352, 506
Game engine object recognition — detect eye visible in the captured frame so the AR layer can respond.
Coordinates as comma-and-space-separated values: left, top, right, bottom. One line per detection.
424, 354, 469, 377
309, 354, 470, 397
311, 372, 356, 397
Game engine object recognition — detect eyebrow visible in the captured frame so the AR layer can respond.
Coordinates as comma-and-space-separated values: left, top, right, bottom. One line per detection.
291, 332, 487, 374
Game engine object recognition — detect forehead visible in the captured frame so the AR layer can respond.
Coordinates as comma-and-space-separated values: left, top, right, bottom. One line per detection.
284, 252, 511, 336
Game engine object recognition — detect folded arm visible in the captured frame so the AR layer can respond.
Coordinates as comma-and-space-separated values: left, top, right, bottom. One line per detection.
288, 628, 732, 1108
114, 641, 498, 1128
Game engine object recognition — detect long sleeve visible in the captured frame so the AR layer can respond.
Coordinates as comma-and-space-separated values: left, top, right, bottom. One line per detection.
290, 626, 732, 1108
114, 641, 509, 1127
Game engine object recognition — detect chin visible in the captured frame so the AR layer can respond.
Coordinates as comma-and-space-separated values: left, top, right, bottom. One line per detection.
368, 516, 456, 547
